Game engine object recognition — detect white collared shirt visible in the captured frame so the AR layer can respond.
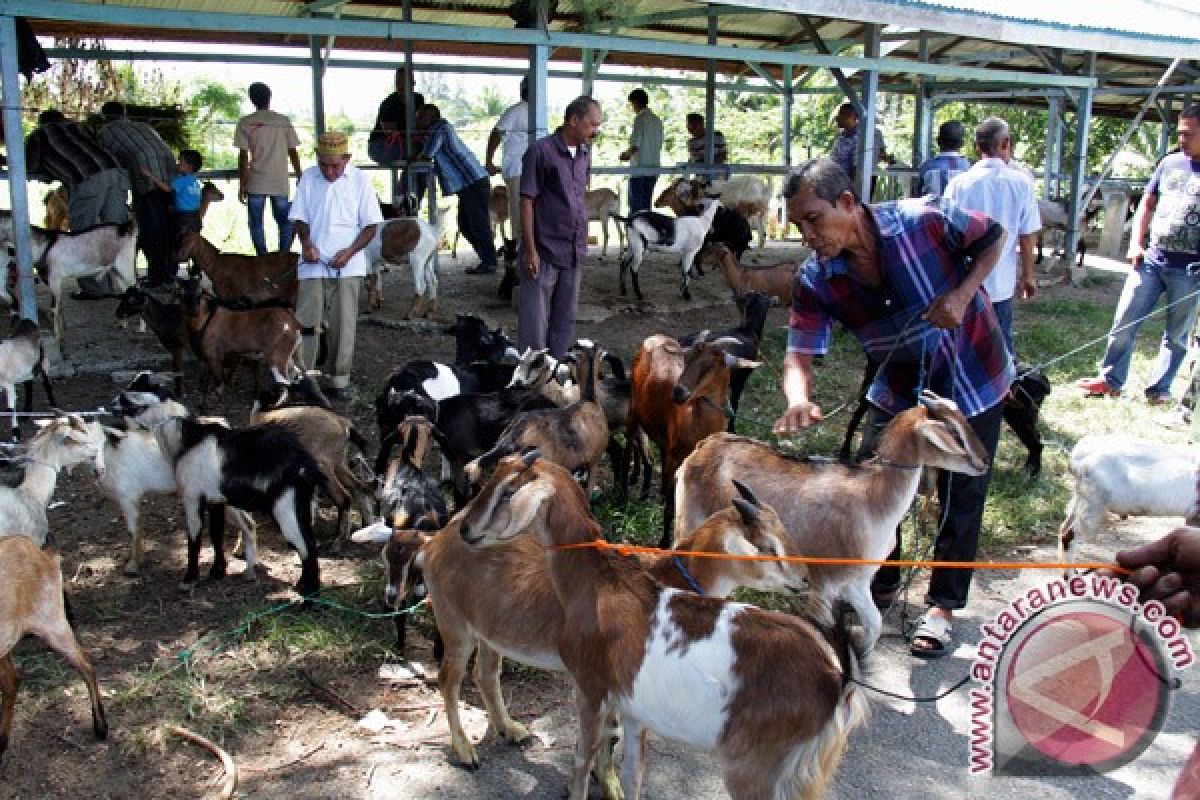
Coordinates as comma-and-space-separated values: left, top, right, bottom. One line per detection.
289, 163, 384, 280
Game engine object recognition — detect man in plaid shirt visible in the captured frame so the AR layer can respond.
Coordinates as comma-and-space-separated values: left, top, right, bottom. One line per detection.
776, 157, 1012, 657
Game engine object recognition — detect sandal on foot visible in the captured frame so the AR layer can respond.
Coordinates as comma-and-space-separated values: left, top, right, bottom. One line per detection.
910, 612, 954, 659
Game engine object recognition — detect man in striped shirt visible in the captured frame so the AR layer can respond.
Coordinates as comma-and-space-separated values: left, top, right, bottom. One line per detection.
100, 101, 178, 287
915, 120, 971, 199
415, 104, 498, 275
777, 157, 1011, 658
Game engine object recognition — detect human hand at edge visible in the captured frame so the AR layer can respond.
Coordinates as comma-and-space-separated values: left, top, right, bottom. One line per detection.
1116, 526, 1200, 627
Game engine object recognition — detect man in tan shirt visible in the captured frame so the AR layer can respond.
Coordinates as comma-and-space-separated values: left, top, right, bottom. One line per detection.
234, 82, 302, 255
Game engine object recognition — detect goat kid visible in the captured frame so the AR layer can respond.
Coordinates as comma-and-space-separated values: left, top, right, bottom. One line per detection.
619, 199, 722, 301
1059, 436, 1200, 565
0, 415, 105, 547
114, 287, 188, 397
585, 188, 624, 257
0, 536, 107, 758
0, 318, 57, 441
364, 215, 443, 318
177, 232, 298, 308
459, 452, 865, 800
676, 391, 989, 653
700, 242, 797, 307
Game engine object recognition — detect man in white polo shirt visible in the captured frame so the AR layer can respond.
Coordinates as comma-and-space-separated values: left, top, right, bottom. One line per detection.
289, 131, 384, 400
945, 116, 1041, 356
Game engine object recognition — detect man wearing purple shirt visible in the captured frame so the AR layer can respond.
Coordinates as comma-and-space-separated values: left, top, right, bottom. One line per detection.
517, 96, 603, 357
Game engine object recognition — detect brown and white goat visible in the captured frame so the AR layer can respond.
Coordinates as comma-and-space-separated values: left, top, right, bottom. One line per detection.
700, 242, 797, 306
465, 342, 609, 497
177, 232, 298, 308
0, 535, 108, 758
457, 452, 865, 800
675, 391, 990, 653
179, 277, 299, 404
628, 333, 759, 548
363, 215, 443, 318
584, 188, 624, 257
351, 476, 801, 788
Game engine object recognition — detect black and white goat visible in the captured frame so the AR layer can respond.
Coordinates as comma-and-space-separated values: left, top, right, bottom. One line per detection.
619, 199, 722, 301
0, 318, 56, 441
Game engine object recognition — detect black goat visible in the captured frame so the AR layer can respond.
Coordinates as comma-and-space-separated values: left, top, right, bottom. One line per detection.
705, 206, 753, 262
678, 292, 772, 433
115, 287, 188, 397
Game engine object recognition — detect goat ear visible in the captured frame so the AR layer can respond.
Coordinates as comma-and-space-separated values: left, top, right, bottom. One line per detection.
520, 447, 541, 468
732, 497, 760, 526
731, 479, 761, 509
350, 520, 394, 545
724, 353, 762, 370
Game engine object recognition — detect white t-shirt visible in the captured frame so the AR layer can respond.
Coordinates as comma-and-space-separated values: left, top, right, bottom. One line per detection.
494, 101, 530, 178
289, 164, 384, 280
945, 157, 1042, 303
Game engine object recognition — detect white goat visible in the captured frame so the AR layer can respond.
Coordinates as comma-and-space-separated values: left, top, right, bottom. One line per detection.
2, 222, 138, 356
0, 415, 105, 547
619, 199, 721, 302
672, 176, 772, 257
585, 188, 624, 257
363, 216, 442, 319
1060, 435, 1200, 564
0, 318, 56, 441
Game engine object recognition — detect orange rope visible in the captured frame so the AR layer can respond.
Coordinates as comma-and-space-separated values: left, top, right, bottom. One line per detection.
552, 540, 1132, 575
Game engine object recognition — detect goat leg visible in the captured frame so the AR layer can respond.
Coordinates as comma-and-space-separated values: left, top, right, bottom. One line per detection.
0, 654, 17, 756
207, 502, 228, 582
181, 499, 204, 589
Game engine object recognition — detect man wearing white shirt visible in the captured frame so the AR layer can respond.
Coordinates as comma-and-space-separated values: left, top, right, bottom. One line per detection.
289, 131, 384, 399
945, 116, 1041, 355
486, 77, 529, 300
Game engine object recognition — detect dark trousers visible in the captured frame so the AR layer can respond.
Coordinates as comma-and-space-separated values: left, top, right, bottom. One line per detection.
456, 178, 498, 270
628, 175, 658, 214
134, 189, 174, 285
516, 258, 583, 359
864, 400, 1005, 611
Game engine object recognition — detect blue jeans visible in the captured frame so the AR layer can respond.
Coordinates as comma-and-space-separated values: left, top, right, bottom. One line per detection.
1100, 262, 1200, 396
247, 194, 293, 256
628, 175, 658, 215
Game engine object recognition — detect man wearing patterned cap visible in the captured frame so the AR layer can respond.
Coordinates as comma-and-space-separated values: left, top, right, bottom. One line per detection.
289, 131, 384, 401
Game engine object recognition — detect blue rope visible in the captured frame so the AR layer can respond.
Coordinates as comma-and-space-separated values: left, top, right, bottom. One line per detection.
672, 555, 705, 596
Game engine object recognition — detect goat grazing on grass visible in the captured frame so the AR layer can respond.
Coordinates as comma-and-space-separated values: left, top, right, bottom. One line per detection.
178, 277, 300, 404
364, 215, 443, 318
1059, 436, 1200, 565
458, 452, 865, 800
628, 333, 760, 547
3, 222, 137, 356
177, 232, 298, 308
0, 535, 108, 758
465, 341, 609, 497
700, 242, 797, 306
0, 318, 57, 441
115, 287, 188, 397
352, 474, 802, 787
585, 187, 624, 257
0, 415, 104, 547
675, 391, 990, 653
619, 200, 722, 302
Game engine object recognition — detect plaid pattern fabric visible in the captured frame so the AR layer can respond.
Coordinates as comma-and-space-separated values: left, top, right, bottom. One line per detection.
917, 152, 971, 199
25, 120, 120, 189
419, 118, 487, 197
788, 196, 1014, 417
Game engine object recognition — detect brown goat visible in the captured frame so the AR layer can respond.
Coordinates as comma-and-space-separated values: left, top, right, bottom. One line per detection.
675, 391, 990, 653
177, 232, 298, 308
179, 278, 299, 404
458, 453, 865, 800
450, 186, 509, 258
701, 242, 796, 305
0, 535, 108, 757
628, 334, 759, 548
351, 477, 800, 789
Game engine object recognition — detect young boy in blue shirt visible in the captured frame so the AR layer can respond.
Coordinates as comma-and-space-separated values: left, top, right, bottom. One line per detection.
142, 148, 204, 241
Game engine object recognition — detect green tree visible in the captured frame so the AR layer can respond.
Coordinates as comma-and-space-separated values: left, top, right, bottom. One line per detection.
186, 79, 246, 170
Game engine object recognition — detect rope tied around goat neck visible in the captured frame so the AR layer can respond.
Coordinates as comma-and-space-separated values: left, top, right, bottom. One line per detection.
551, 539, 1131, 575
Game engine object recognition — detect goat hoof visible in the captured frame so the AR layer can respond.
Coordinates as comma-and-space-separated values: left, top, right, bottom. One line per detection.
450, 735, 480, 770
122, 561, 140, 577
178, 578, 197, 592
242, 566, 259, 583
501, 720, 532, 744
682, 288, 692, 301
94, 716, 109, 742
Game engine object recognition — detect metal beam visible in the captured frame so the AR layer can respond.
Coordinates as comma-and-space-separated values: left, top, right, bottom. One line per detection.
1065, 53, 1096, 284
309, 37, 325, 135
743, 61, 782, 93
798, 15, 861, 113
782, 64, 793, 168
912, 35, 931, 175
855, 24, 880, 202
305, 0, 347, 11
0, 14, 35, 322
9, 1, 1098, 88
593, 4, 764, 29
705, 9, 717, 168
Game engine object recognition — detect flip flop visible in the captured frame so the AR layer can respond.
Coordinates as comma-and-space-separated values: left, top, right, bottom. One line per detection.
910, 612, 954, 659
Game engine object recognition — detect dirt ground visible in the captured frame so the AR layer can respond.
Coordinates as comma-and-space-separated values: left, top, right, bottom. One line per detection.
0, 236, 1145, 800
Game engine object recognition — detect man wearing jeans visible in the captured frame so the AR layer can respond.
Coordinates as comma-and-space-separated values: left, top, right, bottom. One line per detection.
619, 88, 663, 214
234, 82, 302, 255
1078, 104, 1200, 405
